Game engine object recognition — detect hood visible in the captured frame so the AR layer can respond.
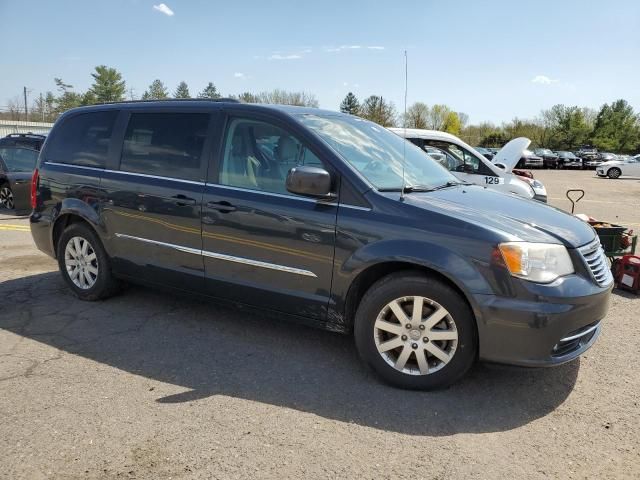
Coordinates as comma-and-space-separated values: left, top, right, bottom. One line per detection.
395, 185, 595, 248
491, 137, 531, 172
599, 160, 621, 167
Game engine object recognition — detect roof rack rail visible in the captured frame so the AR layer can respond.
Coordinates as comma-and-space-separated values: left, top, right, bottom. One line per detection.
99, 98, 241, 105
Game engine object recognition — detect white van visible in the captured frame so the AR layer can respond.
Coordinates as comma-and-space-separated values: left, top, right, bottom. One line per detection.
389, 128, 547, 202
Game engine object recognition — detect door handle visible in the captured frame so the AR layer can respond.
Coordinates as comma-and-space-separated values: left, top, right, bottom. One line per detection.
171, 194, 197, 206
207, 200, 236, 213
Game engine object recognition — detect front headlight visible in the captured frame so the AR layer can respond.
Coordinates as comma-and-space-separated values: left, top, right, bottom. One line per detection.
498, 242, 574, 283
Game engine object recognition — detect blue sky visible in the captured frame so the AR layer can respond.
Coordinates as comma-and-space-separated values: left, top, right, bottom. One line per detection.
1, 0, 638, 123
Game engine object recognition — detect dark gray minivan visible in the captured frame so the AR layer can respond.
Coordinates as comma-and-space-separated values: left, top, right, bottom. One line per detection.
30, 100, 612, 389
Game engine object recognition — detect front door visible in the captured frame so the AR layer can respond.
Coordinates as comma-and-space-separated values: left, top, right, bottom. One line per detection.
102, 110, 212, 291
201, 114, 337, 319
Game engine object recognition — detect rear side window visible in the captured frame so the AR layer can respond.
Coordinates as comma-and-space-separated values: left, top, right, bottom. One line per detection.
46, 111, 117, 168
120, 113, 209, 181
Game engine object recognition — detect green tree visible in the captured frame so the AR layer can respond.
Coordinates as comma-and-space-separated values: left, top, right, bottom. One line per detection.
89, 65, 126, 103
142, 79, 169, 100
443, 111, 462, 136
81, 90, 98, 106
402, 102, 429, 129
53, 78, 82, 114
174, 81, 191, 99
198, 82, 221, 99
542, 104, 591, 150
359, 95, 397, 126
340, 92, 360, 115
591, 100, 640, 153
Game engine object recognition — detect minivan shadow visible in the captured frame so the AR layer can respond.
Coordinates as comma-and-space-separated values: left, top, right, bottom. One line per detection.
0, 272, 580, 436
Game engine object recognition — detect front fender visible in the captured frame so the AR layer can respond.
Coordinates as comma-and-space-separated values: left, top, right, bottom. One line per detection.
328, 237, 496, 331
340, 239, 494, 296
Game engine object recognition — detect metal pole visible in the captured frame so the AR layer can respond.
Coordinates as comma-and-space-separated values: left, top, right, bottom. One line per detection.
40, 93, 44, 121
23, 86, 28, 121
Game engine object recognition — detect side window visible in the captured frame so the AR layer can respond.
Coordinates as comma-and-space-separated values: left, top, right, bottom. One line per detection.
45, 111, 118, 168
220, 118, 324, 195
120, 113, 209, 181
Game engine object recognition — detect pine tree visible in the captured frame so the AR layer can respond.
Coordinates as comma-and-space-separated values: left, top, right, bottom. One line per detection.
142, 79, 169, 100
89, 65, 126, 103
198, 82, 221, 99
174, 81, 190, 99
340, 92, 360, 115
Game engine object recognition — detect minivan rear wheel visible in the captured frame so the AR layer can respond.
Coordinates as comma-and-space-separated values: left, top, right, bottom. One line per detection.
354, 272, 477, 390
57, 223, 120, 301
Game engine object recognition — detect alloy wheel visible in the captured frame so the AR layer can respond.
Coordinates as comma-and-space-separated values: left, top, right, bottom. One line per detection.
64, 236, 99, 290
0, 187, 14, 210
373, 296, 458, 375
608, 168, 621, 179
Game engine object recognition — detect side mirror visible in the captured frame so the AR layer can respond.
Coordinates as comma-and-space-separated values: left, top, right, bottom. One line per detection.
462, 163, 475, 173
286, 166, 333, 198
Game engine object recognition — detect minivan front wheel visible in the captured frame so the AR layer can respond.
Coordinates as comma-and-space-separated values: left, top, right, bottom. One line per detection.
57, 223, 120, 301
354, 272, 477, 390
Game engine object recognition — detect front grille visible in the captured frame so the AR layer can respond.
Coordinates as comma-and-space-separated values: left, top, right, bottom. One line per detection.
552, 322, 600, 357
579, 239, 613, 287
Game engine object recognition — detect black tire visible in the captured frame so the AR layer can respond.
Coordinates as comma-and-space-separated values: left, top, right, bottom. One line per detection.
354, 272, 477, 390
56, 223, 120, 301
607, 168, 621, 179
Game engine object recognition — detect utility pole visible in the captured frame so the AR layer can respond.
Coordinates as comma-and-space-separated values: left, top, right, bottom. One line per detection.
40, 93, 44, 121
23, 86, 28, 121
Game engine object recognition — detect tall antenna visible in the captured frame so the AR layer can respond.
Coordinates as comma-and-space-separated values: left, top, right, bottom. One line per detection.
400, 50, 408, 201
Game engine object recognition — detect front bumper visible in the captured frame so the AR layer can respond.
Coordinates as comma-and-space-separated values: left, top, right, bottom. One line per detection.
472, 275, 611, 367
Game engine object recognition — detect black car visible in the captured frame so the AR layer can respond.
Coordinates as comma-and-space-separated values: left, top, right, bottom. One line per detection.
576, 145, 600, 169
554, 151, 582, 169
0, 133, 46, 151
517, 149, 544, 168
0, 146, 40, 212
30, 100, 612, 390
534, 148, 559, 169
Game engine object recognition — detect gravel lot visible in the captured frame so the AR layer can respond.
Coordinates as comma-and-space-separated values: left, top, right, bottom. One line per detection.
1, 170, 639, 479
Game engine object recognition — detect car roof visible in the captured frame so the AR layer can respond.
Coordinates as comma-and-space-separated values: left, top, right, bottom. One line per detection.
60, 100, 342, 119
387, 128, 461, 141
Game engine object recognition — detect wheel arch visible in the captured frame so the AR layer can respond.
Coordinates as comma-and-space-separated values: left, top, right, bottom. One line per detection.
51, 206, 103, 258
341, 260, 481, 339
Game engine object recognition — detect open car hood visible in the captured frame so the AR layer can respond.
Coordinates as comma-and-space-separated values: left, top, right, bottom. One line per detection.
491, 137, 531, 172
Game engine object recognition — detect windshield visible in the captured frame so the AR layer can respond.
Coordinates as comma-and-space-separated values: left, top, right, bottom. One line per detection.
0, 147, 39, 172
296, 114, 457, 190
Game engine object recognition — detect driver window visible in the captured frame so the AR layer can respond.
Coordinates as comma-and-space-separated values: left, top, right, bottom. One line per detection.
220, 118, 324, 195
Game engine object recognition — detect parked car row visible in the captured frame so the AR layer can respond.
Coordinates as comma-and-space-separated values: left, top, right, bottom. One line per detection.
475, 143, 638, 171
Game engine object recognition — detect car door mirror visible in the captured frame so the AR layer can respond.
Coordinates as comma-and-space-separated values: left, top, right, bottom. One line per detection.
286, 166, 334, 198
462, 163, 475, 173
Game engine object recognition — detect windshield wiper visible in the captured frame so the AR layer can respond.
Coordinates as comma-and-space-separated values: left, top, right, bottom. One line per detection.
378, 185, 433, 193
430, 181, 469, 191
379, 181, 469, 194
